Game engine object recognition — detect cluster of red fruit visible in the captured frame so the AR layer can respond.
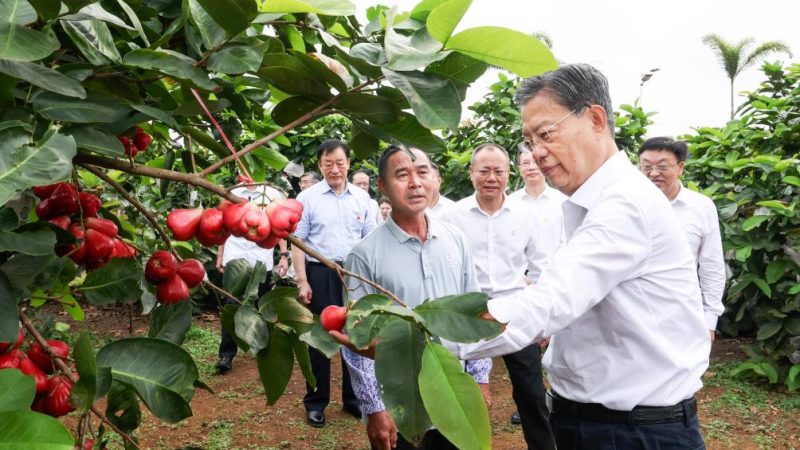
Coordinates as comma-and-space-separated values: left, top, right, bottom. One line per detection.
145, 251, 205, 304
34, 182, 136, 270
0, 327, 75, 418
117, 126, 152, 157
166, 198, 303, 250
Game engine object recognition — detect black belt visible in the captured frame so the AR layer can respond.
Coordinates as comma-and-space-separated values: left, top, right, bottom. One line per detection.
307, 261, 343, 267
551, 394, 697, 425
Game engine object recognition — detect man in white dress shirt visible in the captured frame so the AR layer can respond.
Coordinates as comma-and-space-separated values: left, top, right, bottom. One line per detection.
447, 64, 710, 449
443, 143, 555, 450
509, 150, 568, 261
638, 137, 726, 341
351, 169, 382, 226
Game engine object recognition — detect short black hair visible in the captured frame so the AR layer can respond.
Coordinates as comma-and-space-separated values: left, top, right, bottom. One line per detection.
301, 171, 320, 182
638, 137, 688, 162
378, 196, 390, 205
471, 143, 510, 165
317, 139, 350, 160
377, 145, 432, 181
351, 169, 371, 181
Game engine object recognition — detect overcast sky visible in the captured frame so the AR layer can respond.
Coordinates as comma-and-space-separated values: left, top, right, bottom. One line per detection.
356, 0, 800, 137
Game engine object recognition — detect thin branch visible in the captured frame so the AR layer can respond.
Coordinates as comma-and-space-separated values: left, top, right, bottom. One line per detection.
189, 88, 251, 179
18, 309, 142, 450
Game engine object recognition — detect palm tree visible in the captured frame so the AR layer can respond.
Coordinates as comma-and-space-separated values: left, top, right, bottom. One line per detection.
702, 34, 792, 119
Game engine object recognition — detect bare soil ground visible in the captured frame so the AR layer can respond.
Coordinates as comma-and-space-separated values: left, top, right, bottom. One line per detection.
53, 304, 799, 450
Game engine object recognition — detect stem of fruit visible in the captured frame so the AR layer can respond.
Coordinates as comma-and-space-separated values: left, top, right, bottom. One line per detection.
18, 309, 143, 450
189, 88, 251, 180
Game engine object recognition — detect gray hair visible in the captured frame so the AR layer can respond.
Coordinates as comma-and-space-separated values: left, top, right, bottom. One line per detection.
514, 63, 615, 137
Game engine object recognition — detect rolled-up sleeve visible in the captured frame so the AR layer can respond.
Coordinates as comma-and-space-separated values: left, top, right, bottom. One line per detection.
698, 200, 726, 329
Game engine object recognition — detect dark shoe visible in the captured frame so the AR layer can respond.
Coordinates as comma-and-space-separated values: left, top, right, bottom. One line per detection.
511, 411, 522, 425
215, 356, 233, 374
343, 404, 362, 419
307, 410, 325, 428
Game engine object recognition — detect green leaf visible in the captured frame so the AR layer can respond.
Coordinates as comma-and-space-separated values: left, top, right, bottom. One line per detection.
0, 130, 76, 206
756, 321, 781, 340
221, 303, 249, 351
32, 91, 130, 123
0, 0, 38, 24
414, 292, 502, 343
1, 254, 65, 297
445, 26, 558, 77
223, 259, 266, 302
0, 22, 59, 61
148, 300, 192, 345
759, 361, 779, 384
61, 4, 134, 30
96, 337, 199, 423
756, 199, 793, 215
0, 228, 55, 256
65, 126, 125, 157
290, 334, 315, 390
258, 146, 290, 171
375, 317, 430, 442
116, 0, 150, 46
383, 68, 459, 129
0, 410, 74, 448
61, 19, 121, 66
257, 66, 332, 100
186, 0, 225, 49
299, 320, 340, 358
80, 258, 143, 305
752, 277, 772, 298
234, 304, 271, 354
259, 0, 355, 16
374, 112, 447, 153
70, 332, 97, 413
290, 50, 348, 94
783, 175, 800, 187
787, 365, 800, 391
59, 293, 84, 321
765, 260, 787, 284
0, 273, 18, 343
256, 325, 293, 405
0, 60, 86, 98
131, 103, 180, 129
385, 25, 443, 72
0, 369, 34, 412
208, 44, 263, 74
425, 51, 487, 85
27, 0, 59, 20
335, 92, 400, 124
104, 381, 141, 433
419, 343, 490, 450
271, 96, 320, 126
195, 0, 256, 37
426, 0, 471, 44
734, 245, 752, 262
259, 287, 313, 330
123, 49, 218, 91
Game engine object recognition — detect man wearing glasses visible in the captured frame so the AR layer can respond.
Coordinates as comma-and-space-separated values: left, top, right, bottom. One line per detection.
443, 64, 710, 449
442, 143, 555, 450
638, 137, 726, 342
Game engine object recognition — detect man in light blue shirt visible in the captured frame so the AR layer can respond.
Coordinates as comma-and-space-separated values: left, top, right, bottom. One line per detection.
291, 139, 375, 427
341, 145, 491, 450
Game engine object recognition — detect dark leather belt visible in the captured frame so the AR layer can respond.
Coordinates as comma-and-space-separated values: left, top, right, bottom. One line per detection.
307, 261, 343, 267
551, 394, 697, 425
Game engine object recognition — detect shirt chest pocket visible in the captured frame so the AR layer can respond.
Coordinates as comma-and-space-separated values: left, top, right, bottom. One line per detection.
344, 207, 365, 233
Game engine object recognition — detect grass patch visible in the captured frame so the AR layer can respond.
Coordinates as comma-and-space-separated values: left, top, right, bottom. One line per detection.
702, 418, 733, 444
183, 325, 221, 379
203, 421, 234, 450
704, 362, 769, 414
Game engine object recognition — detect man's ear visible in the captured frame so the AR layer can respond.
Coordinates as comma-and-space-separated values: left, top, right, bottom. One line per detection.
588, 104, 608, 133
377, 178, 386, 195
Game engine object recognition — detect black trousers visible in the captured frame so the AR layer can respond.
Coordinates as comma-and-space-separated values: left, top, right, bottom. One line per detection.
551, 410, 706, 449
502, 343, 556, 450
218, 271, 272, 360
303, 262, 359, 412
374, 429, 458, 450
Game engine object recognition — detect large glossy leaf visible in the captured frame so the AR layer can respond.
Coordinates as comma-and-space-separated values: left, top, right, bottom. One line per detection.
375, 317, 430, 443
123, 49, 218, 91
290, 50, 348, 93
385, 24, 443, 71
222, 259, 266, 302
335, 92, 400, 124
258, 66, 332, 100
195, 0, 256, 37
61, 19, 120, 65
131, 103, 180, 129
27, 0, 60, 20
409, 0, 448, 21
1, 254, 65, 297
104, 381, 141, 433
256, 325, 293, 405
186, 0, 225, 49
425, 52, 487, 85
0, 410, 74, 448
382, 68, 460, 129
259, 0, 355, 15
148, 300, 192, 345
32, 91, 130, 123
0, 60, 85, 99
0, 129, 75, 206
221, 304, 250, 352
446, 26, 558, 77
419, 343, 490, 450
336, 44, 383, 78
234, 304, 271, 354
80, 258, 143, 305
0, 273, 17, 343
0, 0, 38, 24
374, 112, 447, 153
208, 44, 263, 74
426, 0, 471, 44
350, 121, 380, 159
96, 338, 198, 423
290, 334, 315, 389
117, 0, 149, 46
0, 369, 34, 412
70, 332, 97, 412
259, 286, 313, 332
62, 3, 134, 29
0, 228, 55, 256
0, 22, 59, 61
271, 96, 320, 126
65, 126, 125, 157
414, 292, 502, 343
299, 320, 340, 358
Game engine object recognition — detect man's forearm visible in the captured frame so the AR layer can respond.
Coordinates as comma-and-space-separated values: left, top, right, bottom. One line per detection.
291, 244, 307, 281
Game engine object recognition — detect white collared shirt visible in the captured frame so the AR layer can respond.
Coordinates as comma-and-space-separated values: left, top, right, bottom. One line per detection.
426, 194, 455, 220
672, 184, 726, 330
449, 151, 710, 411
222, 186, 284, 270
442, 193, 547, 297
294, 180, 376, 262
508, 185, 568, 270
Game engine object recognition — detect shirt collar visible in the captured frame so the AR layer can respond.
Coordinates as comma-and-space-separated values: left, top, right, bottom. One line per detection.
384, 214, 439, 243
671, 182, 688, 205
319, 179, 355, 196
467, 192, 512, 215
569, 151, 632, 210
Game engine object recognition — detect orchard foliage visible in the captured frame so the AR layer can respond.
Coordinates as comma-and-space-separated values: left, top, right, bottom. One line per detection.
683, 63, 800, 391
0, 0, 558, 447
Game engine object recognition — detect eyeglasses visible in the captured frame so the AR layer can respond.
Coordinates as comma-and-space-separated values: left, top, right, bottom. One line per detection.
518, 108, 580, 152
639, 162, 680, 173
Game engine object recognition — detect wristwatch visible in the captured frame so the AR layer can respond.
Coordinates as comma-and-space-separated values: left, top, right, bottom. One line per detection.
280, 251, 290, 257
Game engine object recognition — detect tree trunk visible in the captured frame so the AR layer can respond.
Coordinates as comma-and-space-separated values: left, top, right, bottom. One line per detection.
730, 79, 735, 120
